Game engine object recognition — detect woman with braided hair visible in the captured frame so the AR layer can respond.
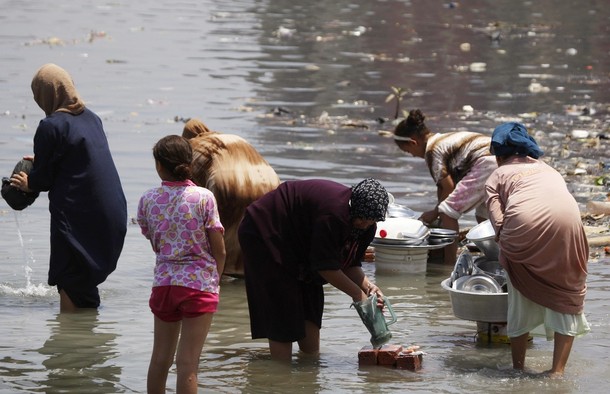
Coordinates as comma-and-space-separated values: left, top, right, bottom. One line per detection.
393, 109, 497, 264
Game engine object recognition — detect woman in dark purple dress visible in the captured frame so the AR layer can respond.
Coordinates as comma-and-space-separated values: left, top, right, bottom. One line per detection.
238, 178, 389, 362
10, 64, 127, 312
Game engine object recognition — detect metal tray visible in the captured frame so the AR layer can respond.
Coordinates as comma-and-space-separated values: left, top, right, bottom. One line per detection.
429, 228, 458, 237
370, 240, 453, 250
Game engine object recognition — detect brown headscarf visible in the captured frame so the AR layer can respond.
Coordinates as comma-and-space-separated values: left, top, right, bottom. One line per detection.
182, 118, 212, 139
31, 63, 85, 116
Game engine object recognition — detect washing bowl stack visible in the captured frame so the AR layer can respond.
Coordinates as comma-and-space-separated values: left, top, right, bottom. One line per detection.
372, 218, 452, 273
441, 221, 508, 323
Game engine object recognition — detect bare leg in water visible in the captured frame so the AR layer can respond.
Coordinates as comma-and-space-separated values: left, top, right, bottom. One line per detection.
512, 331, 575, 376
59, 289, 78, 313
269, 320, 320, 362
544, 332, 575, 377
510, 332, 530, 371
439, 214, 459, 265
297, 320, 320, 357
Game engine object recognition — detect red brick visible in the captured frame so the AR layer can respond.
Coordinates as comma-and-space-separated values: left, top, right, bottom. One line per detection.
396, 352, 422, 371
358, 346, 379, 366
377, 344, 403, 366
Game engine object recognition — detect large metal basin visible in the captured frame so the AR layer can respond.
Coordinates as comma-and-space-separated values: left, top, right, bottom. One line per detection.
441, 278, 507, 323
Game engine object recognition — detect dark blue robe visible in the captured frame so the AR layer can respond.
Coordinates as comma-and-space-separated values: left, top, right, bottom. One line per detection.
28, 108, 127, 307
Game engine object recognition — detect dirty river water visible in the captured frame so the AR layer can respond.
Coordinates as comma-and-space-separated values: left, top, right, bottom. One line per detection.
0, 0, 609, 392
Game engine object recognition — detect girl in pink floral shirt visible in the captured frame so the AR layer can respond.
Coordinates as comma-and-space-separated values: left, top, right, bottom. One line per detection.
137, 135, 226, 394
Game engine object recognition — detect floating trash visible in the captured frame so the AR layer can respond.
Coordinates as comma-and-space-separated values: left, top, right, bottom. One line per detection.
528, 81, 550, 93
274, 26, 296, 39
469, 62, 487, 72
460, 42, 471, 52
571, 129, 590, 139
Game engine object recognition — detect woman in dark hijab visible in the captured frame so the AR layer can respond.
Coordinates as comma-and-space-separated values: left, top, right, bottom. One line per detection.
238, 178, 389, 362
10, 63, 127, 312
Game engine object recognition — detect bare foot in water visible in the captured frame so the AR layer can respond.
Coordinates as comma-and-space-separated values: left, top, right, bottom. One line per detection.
540, 370, 565, 379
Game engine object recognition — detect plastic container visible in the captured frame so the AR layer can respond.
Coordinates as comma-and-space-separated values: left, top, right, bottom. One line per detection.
375, 217, 429, 245
374, 245, 429, 273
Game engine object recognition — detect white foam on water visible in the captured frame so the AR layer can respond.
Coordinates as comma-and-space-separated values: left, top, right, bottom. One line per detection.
1, 212, 53, 298
0, 282, 52, 297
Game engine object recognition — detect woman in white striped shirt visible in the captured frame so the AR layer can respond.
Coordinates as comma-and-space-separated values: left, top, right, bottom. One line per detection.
393, 109, 497, 264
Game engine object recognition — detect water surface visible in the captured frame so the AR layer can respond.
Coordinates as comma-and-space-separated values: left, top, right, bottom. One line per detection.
1, 0, 609, 392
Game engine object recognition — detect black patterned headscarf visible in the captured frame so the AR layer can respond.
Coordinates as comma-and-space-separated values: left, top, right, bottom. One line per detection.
349, 178, 389, 222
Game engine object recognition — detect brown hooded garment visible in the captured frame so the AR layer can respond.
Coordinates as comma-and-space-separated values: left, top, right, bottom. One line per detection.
183, 118, 280, 276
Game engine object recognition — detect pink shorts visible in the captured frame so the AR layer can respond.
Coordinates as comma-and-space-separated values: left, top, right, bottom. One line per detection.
150, 286, 219, 322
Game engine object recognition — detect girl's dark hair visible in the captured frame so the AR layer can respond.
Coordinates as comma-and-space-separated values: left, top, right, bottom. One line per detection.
153, 135, 193, 181
394, 109, 430, 138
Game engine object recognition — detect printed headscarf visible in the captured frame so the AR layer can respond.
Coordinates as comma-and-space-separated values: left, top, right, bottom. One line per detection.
490, 122, 544, 159
349, 178, 389, 222
182, 118, 212, 139
31, 63, 85, 116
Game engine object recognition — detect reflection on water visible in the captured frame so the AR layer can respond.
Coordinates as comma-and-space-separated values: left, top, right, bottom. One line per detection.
37, 311, 124, 393
0, 0, 608, 392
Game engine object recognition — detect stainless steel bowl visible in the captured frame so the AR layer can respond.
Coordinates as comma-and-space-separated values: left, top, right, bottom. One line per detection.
460, 274, 502, 293
473, 258, 507, 287
471, 238, 499, 260
466, 220, 499, 260
386, 203, 416, 218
